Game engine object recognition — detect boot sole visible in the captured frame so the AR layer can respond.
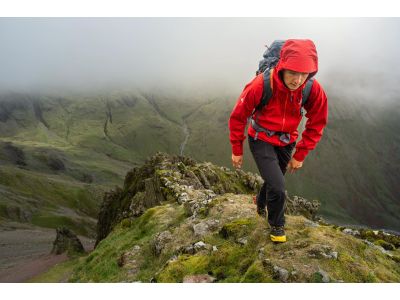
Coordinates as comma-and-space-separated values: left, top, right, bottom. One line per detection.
270, 235, 287, 243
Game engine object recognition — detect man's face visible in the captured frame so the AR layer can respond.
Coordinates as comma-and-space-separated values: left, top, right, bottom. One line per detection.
282, 69, 310, 91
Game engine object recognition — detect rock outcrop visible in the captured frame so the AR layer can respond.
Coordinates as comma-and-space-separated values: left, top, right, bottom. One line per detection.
95, 152, 263, 246
51, 227, 84, 255
70, 153, 400, 283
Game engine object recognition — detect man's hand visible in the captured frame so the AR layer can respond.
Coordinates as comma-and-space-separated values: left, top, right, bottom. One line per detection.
232, 154, 243, 169
287, 158, 303, 174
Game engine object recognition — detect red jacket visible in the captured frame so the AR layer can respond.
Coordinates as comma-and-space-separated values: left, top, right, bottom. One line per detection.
228, 39, 328, 162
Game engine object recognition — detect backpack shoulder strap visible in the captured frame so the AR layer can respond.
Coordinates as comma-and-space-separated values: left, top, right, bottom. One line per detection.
254, 68, 274, 113
301, 78, 315, 106
253, 71, 315, 118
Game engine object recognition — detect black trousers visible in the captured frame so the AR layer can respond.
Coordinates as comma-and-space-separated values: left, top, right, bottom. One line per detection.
248, 135, 296, 227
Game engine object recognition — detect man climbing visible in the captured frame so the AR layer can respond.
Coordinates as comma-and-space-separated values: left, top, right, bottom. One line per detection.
228, 39, 328, 243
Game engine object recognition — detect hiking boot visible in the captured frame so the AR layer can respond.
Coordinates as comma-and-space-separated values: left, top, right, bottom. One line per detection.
270, 226, 286, 243
253, 195, 267, 218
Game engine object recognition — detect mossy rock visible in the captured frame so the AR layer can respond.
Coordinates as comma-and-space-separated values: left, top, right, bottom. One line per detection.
359, 229, 377, 241
309, 272, 324, 283
219, 218, 255, 240
120, 218, 132, 228
374, 239, 395, 251
240, 260, 275, 283
197, 207, 209, 218
391, 256, 400, 263
156, 254, 209, 282
359, 229, 400, 248
384, 235, 400, 248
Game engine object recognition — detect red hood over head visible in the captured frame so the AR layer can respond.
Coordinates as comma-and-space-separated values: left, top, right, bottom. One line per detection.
276, 39, 318, 77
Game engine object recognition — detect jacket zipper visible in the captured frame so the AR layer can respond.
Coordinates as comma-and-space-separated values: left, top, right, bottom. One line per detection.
278, 93, 290, 146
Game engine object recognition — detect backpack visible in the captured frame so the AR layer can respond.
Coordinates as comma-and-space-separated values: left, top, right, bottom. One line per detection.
252, 40, 314, 116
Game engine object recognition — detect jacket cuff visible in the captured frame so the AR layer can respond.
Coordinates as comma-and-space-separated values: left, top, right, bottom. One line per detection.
293, 149, 308, 162
232, 143, 243, 156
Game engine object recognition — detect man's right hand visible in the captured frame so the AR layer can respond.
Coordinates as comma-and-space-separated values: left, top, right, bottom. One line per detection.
232, 154, 243, 169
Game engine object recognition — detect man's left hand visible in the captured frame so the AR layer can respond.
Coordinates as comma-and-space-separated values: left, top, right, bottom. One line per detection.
287, 158, 303, 174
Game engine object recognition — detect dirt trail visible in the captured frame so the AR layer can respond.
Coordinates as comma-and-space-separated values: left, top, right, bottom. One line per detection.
0, 225, 95, 282
0, 253, 69, 282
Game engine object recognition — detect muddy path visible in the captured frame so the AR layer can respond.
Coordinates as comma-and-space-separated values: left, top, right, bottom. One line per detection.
0, 225, 95, 282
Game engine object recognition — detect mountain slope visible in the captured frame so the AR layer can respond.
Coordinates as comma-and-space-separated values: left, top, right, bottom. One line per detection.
0, 91, 212, 236
63, 153, 400, 283
1, 86, 399, 237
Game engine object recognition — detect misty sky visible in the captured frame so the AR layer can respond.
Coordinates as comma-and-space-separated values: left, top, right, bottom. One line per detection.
0, 18, 399, 94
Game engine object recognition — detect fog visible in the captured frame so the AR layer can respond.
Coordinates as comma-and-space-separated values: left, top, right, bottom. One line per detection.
0, 18, 399, 98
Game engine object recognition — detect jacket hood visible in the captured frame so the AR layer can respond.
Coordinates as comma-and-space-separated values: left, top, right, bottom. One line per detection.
276, 39, 318, 78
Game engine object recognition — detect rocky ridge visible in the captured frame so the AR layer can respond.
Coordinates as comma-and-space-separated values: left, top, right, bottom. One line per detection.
73, 152, 400, 283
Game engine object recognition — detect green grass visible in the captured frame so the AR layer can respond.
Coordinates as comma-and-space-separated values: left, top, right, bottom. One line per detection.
70, 204, 186, 282
0, 165, 100, 217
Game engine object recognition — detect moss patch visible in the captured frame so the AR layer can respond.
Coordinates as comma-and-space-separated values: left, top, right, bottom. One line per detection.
219, 218, 256, 240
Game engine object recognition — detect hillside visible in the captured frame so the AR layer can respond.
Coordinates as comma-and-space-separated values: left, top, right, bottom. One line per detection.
33, 153, 400, 283
0, 91, 211, 236
1, 87, 399, 277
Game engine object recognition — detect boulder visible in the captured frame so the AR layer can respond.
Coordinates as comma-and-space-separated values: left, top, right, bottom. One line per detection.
307, 244, 337, 259
152, 231, 173, 256
273, 265, 289, 282
51, 227, 84, 255
285, 194, 320, 220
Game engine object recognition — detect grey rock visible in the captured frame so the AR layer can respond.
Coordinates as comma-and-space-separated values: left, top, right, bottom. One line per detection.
152, 231, 173, 256
273, 265, 289, 282
307, 244, 335, 259
193, 219, 220, 237
178, 192, 189, 204
167, 255, 178, 264
304, 220, 319, 228
258, 247, 265, 259
182, 245, 195, 255
285, 194, 320, 220
193, 222, 209, 237
51, 227, 84, 255
194, 241, 207, 251
342, 228, 360, 236
237, 238, 248, 245
363, 240, 393, 257
317, 268, 330, 283
129, 192, 147, 217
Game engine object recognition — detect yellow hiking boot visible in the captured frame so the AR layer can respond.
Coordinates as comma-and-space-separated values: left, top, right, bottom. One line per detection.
270, 226, 287, 243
